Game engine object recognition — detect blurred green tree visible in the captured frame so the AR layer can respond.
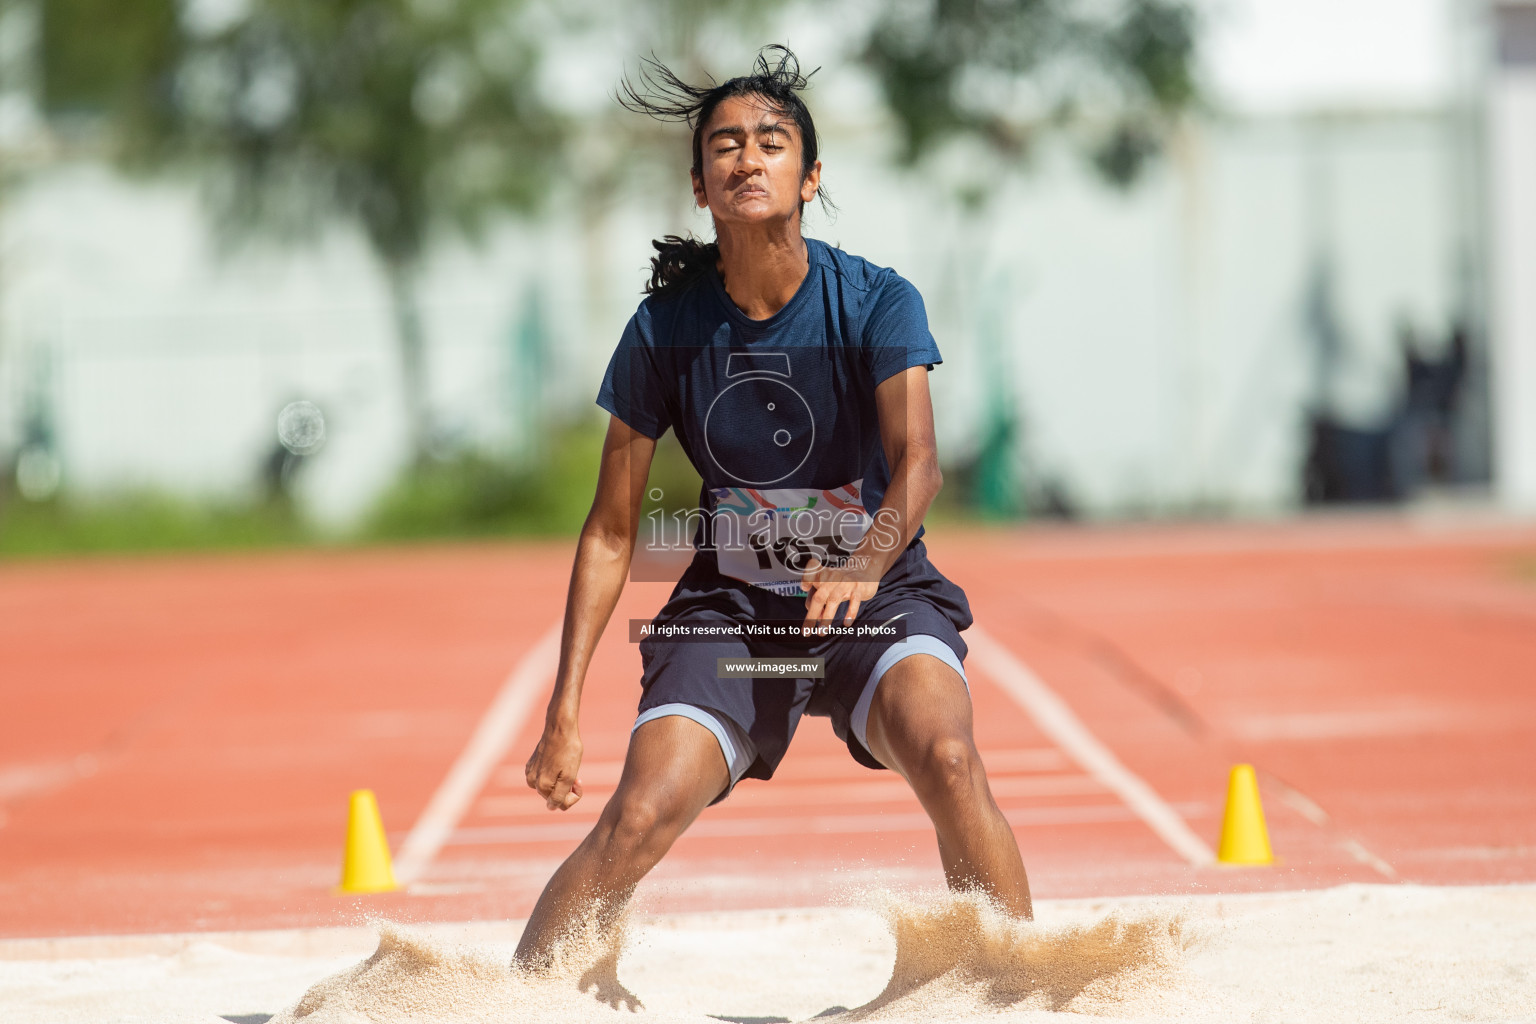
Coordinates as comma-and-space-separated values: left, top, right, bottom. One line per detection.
42, 0, 563, 465
861, 0, 1200, 186
858, 0, 1200, 518
37, 0, 180, 118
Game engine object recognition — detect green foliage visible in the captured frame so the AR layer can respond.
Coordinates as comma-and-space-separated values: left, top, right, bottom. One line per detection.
362, 417, 705, 541
38, 0, 181, 117
861, 0, 1201, 186
0, 490, 311, 558
124, 0, 563, 265
1116, 0, 1200, 111
363, 426, 603, 540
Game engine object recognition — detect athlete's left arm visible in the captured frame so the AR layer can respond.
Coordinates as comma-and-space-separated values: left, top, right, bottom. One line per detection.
801, 365, 942, 629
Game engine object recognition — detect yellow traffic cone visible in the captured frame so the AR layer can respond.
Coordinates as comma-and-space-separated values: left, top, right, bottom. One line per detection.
337, 789, 398, 893
1216, 764, 1274, 865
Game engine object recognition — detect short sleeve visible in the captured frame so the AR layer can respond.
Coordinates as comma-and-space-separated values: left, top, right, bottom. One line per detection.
861, 273, 944, 385
596, 309, 672, 439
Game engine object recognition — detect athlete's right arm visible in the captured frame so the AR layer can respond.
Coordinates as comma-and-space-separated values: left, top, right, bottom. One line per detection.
525, 414, 656, 811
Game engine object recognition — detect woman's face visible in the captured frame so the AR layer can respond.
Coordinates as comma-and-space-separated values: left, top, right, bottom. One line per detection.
692, 93, 821, 229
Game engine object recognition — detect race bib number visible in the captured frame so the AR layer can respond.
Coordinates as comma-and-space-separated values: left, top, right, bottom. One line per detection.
710, 480, 871, 597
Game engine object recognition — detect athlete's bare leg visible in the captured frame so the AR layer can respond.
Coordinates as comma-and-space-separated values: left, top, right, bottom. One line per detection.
513, 716, 729, 968
864, 653, 1033, 919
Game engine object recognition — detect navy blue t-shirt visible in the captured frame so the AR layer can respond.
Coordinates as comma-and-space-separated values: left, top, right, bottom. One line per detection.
596, 237, 943, 596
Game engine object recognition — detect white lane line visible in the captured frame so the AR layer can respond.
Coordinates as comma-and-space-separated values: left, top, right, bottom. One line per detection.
394, 620, 562, 885
966, 623, 1217, 866
447, 803, 1179, 846
1342, 839, 1399, 880
1268, 774, 1332, 826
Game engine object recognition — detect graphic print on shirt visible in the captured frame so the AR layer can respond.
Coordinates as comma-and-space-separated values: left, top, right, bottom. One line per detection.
705, 352, 871, 596
704, 353, 814, 484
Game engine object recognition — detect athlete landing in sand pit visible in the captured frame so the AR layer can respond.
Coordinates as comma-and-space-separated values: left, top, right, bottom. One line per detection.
515, 45, 1031, 968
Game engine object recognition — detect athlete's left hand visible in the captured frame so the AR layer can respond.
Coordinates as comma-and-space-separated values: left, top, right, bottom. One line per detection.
800, 555, 879, 633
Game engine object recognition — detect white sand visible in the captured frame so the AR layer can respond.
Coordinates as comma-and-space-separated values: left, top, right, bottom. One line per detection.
2, 884, 1533, 1024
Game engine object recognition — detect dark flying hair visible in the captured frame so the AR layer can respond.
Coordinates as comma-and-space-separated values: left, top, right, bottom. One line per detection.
618, 45, 832, 297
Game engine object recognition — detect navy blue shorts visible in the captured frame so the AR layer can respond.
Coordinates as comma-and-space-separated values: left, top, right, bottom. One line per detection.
634, 538, 974, 804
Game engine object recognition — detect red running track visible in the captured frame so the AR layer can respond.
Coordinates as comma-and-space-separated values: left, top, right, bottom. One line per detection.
1, 518, 1534, 938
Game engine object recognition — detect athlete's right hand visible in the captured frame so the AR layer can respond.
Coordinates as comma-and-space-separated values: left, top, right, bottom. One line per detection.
525, 724, 584, 811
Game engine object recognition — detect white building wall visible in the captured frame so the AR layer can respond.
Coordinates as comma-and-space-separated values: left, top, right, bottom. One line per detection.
1489, 2, 1536, 510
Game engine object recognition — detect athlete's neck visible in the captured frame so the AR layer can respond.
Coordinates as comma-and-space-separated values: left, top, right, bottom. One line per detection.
713, 222, 809, 321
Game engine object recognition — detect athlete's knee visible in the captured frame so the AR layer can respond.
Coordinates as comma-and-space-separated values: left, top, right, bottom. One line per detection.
594, 790, 686, 860
909, 734, 984, 799
599, 796, 663, 852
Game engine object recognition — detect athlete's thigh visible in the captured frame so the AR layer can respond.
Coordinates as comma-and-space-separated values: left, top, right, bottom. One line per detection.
863, 652, 975, 776
605, 715, 729, 826
820, 584, 972, 769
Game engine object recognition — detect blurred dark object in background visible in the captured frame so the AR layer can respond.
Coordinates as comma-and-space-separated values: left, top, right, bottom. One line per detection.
945, 411, 1079, 523
1304, 322, 1469, 504
260, 442, 307, 510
